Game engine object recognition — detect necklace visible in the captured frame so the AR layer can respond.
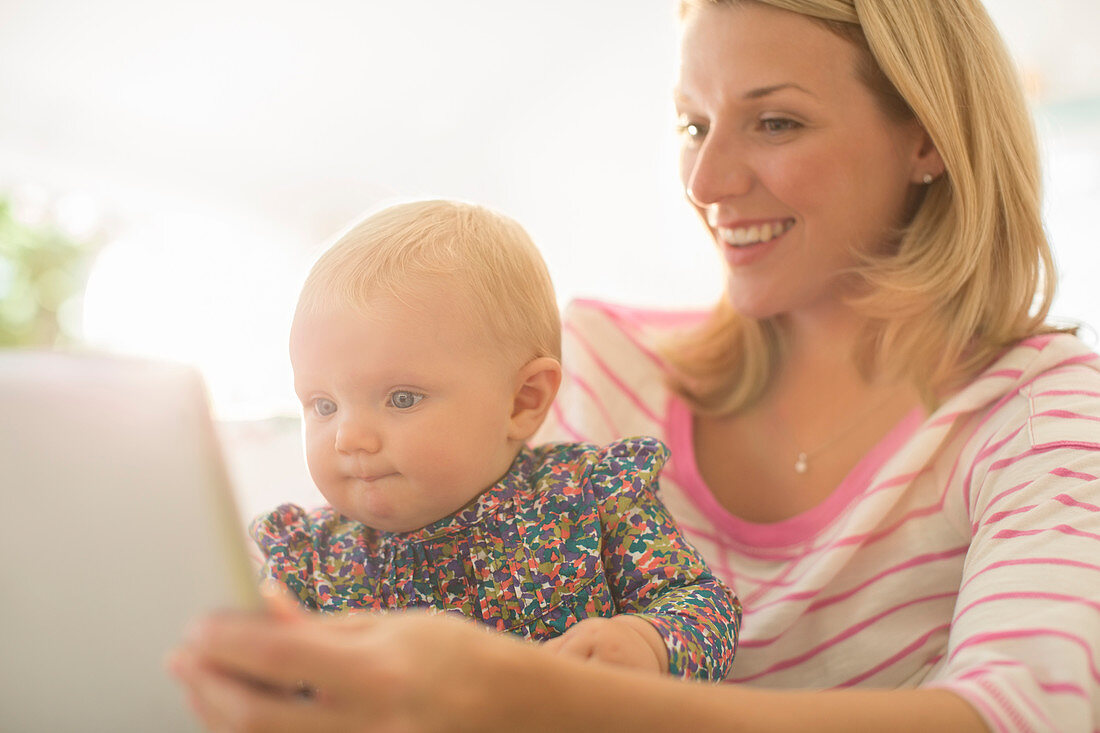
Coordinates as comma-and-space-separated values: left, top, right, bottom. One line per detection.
776, 395, 897, 475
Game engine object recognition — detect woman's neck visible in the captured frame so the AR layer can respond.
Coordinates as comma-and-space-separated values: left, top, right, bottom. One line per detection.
691, 309, 923, 523
776, 305, 865, 381
765, 306, 919, 455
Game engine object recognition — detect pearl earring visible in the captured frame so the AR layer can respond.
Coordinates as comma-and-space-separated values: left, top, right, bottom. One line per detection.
922, 173, 934, 185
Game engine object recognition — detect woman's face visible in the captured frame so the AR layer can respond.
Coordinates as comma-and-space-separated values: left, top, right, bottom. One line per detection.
676, 2, 933, 324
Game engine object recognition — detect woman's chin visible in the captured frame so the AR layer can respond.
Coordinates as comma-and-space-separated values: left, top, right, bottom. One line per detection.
722, 287, 784, 321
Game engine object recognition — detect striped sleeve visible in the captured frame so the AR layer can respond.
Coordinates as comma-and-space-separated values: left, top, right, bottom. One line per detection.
929, 353, 1100, 731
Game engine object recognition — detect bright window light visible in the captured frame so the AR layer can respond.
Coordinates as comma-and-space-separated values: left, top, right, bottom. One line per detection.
82, 206, 304, 419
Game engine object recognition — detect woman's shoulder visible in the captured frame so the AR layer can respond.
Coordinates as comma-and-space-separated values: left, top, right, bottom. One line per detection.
963, 332, 1099, 400
1006, 331, 1099, 379
1003, 332, 1100, 447
563, 298, 708, 350
541, 299, 707, 445
945, 332, 1100, 451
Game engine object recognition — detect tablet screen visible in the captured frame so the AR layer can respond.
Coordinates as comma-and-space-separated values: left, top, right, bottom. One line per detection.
0, 352, 261, 732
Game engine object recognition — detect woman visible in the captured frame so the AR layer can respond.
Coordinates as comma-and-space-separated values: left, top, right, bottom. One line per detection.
171, 0, 1100, 730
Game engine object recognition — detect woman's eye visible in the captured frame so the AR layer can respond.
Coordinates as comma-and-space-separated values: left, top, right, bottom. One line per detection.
313, 398, 337, 417
388, 390, 424, 410
675, 115, 708, 146
761, 117, 801, 134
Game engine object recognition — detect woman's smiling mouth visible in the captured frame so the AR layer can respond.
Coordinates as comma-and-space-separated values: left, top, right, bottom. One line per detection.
716, 218, 796, 247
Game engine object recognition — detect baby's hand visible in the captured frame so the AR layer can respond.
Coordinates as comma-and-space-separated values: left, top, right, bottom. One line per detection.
543, 615, 668, 674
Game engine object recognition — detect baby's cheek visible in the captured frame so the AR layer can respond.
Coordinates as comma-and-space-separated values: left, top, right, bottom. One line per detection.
304, 447, 340, 495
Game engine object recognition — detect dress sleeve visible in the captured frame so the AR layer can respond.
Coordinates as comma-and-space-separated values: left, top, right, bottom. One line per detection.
249, 503, 322, 610
927, 368, 1100, 731
588, 437, 741, 682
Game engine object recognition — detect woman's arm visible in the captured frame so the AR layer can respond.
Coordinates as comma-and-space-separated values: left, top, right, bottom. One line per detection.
170, 607, 987, 733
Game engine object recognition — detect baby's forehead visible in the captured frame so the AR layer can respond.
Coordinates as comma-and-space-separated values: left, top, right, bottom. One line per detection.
292, 294, 521, 364
308, 285, 479, 328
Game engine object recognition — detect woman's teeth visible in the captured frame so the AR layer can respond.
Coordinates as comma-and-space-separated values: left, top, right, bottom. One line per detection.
717, 219, 794, 247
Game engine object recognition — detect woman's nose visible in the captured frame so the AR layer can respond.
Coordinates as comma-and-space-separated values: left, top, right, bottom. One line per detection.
683, 133, 753, 208
334, 415, 381, 454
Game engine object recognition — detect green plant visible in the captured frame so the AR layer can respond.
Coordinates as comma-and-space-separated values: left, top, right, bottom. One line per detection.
0, 196, 101, 347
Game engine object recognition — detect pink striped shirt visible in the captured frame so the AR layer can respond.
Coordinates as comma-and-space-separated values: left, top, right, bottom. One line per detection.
536, 299, 1100, 733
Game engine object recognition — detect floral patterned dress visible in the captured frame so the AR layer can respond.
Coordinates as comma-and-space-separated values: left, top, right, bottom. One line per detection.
252, 436, 741, 681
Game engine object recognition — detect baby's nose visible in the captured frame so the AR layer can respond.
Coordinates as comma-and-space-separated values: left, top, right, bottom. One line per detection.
334, 415, 381, 454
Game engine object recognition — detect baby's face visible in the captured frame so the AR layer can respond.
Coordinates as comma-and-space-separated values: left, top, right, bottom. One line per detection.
290, 291, 522, 532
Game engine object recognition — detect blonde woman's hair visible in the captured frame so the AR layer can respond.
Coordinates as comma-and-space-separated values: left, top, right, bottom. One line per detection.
668, 0, 1061, 413
297, 199, 561, 363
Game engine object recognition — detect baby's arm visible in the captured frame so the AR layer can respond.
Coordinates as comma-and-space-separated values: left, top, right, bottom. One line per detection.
548, 438, 741, 681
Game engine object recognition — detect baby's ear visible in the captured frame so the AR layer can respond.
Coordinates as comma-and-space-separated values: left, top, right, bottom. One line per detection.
508, 356, 562, 441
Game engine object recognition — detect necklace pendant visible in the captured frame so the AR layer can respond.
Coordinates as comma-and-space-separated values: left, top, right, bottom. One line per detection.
794, 452, 808, 474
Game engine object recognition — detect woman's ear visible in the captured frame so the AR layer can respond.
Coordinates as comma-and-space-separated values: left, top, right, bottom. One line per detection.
911, 125, 945, 183
507, 356, 562, 442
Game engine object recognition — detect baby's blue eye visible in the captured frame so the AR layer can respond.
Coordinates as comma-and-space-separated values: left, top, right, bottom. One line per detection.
388, 391, 424, 409
313, 398, 337, 417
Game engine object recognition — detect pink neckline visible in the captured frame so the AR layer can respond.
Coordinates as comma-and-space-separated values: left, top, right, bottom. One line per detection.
666, 397, 925, 548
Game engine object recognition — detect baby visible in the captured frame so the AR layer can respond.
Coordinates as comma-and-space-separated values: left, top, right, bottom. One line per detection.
253, 199, 740, 681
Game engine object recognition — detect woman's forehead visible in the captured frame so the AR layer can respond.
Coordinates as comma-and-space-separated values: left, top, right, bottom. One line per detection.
675, 3, 860, 103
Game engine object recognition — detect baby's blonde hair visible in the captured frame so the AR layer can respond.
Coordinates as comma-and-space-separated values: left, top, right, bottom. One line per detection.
667, 0, 1062, 413
297, 199, 561, 363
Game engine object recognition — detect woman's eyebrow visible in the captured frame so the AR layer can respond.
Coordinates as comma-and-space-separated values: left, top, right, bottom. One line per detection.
672, 82, 817, 106
743, 82, 815, 100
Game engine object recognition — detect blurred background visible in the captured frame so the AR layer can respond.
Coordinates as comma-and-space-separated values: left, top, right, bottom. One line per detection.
2, 1, 1098, 505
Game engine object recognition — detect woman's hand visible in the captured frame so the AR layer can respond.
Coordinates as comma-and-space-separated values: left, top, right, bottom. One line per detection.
168, 596, 525, 733
168, 595, 990, 733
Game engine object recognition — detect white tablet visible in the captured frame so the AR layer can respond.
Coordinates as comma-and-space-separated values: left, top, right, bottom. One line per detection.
0, 351, 261, 732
